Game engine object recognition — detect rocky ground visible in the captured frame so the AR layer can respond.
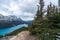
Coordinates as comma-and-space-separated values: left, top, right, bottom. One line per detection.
0, 31, 38, 40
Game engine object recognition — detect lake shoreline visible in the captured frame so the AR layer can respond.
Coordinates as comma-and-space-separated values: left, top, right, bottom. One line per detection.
0, 25, 28, 38
0, 23, 25, 30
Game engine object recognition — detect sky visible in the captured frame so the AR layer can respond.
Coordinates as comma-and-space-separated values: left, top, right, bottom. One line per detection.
0, 0, 58, 21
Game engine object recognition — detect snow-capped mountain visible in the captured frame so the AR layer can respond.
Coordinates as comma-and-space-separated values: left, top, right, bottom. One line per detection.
0, 14, 25, 29
0, 14, 33, 29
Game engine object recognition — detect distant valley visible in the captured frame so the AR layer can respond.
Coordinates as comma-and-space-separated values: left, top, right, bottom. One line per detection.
0, 14, 33, 29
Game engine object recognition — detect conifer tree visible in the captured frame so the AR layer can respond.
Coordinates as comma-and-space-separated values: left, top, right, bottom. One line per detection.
47, 5, 50, 16
29, 0, 45, 39
29, 0, 60, 40
39, 0, 44, 18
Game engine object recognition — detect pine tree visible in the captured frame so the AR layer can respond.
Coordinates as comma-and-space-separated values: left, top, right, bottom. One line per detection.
29, 0, 45, 39
29, 0, 60, 40
39, 0, 44, 18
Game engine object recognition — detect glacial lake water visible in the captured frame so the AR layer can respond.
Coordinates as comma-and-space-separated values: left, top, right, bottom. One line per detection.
0, 24, 59, 40
0, 24, 28, 36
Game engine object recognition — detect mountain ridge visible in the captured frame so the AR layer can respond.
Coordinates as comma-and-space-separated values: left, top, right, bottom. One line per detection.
0, 14, 33, 29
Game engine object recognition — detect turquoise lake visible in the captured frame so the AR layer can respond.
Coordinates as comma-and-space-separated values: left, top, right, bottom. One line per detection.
0, 24, 59, 40
0, 24, 28, 35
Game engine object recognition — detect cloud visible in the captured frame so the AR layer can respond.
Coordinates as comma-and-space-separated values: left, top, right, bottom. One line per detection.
45, 0, 58, 5
0, 10, 11, 16
0, 0, 58, 21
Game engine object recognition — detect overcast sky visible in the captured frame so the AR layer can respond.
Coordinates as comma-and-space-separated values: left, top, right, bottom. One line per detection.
0, 0, 58, 21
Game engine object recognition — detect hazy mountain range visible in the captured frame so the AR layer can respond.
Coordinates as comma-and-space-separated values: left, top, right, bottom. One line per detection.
0, 14, 33, 29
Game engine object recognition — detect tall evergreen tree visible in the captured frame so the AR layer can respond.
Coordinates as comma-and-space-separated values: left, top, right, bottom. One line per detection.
29, 0, 45, 39
29, 0, 60, 40
39, 0, 44, 18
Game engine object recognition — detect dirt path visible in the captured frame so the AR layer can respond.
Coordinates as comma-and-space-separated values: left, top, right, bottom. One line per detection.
9, 31, 38, 40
